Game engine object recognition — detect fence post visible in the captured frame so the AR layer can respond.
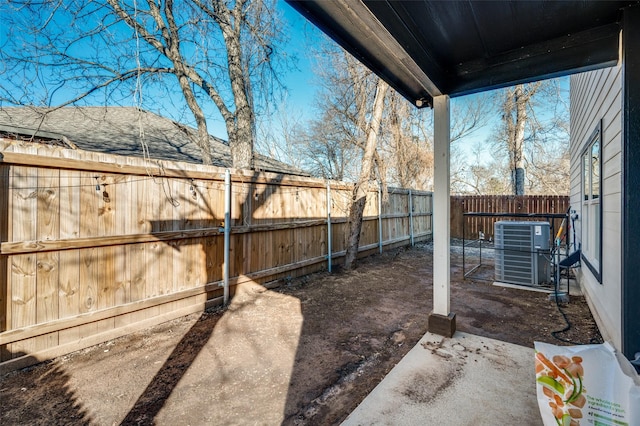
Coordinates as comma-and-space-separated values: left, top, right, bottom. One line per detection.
409, 189, 414, 246
223, 169, 231, 305
326, 182, 332, 273
430, 193, 434, 237
378, 184, 383, 254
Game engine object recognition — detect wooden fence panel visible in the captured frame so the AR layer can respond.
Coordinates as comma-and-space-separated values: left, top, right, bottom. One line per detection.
57, 246, 81, 345
450, 195, 570, 239
10, 164, 38, 356
0, 140, 433, 370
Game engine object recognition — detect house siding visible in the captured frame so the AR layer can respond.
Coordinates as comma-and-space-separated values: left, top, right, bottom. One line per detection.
569, 65, 622, 349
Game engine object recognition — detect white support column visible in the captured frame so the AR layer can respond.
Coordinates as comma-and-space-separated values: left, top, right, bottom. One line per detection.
429, 95, 456, 336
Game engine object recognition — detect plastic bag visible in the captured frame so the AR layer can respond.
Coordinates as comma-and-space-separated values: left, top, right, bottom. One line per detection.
534, 341, 640, 426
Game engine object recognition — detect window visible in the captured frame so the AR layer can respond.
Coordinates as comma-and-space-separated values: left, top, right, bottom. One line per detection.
582, 122, 602, 282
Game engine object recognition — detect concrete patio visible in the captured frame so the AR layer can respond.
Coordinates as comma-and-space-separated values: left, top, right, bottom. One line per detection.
343, 331, 542, 425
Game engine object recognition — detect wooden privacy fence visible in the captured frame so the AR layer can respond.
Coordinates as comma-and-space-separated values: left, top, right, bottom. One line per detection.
450, 195, 570, 240
0, 140, 432, 372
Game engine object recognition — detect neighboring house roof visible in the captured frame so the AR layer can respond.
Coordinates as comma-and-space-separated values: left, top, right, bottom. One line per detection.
0, 106, 307, 176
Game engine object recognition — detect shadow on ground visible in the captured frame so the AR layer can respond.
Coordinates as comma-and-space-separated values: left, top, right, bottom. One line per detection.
1, 357, 91, 425
0, 244, 601, 425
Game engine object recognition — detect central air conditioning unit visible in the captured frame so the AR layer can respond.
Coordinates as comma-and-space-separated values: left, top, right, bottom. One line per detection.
494, 221, 551, 286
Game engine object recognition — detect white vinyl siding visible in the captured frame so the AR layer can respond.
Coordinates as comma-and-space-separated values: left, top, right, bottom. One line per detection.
569, 65, 622, 348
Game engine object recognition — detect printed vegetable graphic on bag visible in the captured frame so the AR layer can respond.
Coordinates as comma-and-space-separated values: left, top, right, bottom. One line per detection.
536, 352, 585, 425
534, 341, 640, 426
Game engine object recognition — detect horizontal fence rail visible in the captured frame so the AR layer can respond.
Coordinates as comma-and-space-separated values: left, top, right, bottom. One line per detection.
0, 140, 433, 372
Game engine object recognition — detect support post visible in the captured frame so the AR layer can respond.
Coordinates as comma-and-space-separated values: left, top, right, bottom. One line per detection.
429, 95, 456, 337
378, 184, 383, 254
326, 182, 332, 273
223, 169, 231, 305
409, 189, 414, 246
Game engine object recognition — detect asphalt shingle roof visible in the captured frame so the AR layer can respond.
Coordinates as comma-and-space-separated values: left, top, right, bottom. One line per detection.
0, 106, 307, 176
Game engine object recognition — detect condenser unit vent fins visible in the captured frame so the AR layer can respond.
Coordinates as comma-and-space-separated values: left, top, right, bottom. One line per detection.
495, 221, 551, 286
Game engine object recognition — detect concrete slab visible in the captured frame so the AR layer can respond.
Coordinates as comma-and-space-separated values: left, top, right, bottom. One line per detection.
492, 280, 583, 296
342, 332, 543, 426
493, 281, 554, 293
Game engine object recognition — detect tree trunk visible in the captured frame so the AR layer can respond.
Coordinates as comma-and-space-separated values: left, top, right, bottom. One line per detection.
219, 0, 255, 170
389, 93, 408, 187
230, 103, 255, 170
513, 85, 527, 195
502, 84, 533, 195
344, 79, 389, 270
176, 71, 213, 165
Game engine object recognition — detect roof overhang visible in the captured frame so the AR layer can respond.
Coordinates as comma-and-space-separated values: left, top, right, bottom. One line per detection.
287, 0, 635, 107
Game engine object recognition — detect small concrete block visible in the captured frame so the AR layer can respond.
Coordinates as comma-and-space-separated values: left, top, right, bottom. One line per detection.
428, 312, 456, 337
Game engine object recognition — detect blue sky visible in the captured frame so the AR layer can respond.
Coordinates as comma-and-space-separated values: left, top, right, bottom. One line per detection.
279, 2, 323, 113
269, 1, 569, 160
0, 0, 569, 160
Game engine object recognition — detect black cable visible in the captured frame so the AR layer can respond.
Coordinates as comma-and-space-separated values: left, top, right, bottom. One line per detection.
550, 296, 577, 344
550, 265, 601, 345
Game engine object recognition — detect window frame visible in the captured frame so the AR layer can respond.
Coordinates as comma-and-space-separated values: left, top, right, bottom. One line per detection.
581, 121, 603, 283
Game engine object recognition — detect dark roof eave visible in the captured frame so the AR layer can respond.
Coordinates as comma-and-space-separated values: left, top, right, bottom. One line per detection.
287, 0, 629, 105
449, 23, 622, 97
287, 0, 440, 107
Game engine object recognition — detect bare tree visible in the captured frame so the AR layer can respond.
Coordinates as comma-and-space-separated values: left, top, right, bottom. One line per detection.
291, 44, 390, 268
293, 114, 360, 180
382, 94, 491, 192
309, 49, 393, 269
457, 145, 511, 195
494, 80, 569, 195
525, 137, 570, 195
0, 0, 287, 168
381, 91, 433, 190
344, 79, 389, 269
498, 83, 539, 194
255, 97, 306, 171
299, 49, 377, 182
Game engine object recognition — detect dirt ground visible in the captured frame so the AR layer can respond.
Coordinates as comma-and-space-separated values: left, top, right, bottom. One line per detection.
0, 242, 601, 425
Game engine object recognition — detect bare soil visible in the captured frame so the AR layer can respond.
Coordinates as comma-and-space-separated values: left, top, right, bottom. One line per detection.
0, 243, 601, 425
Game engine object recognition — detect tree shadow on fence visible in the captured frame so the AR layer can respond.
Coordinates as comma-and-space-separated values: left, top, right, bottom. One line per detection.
117, 171, 306, 424
2, 169, 319, 424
